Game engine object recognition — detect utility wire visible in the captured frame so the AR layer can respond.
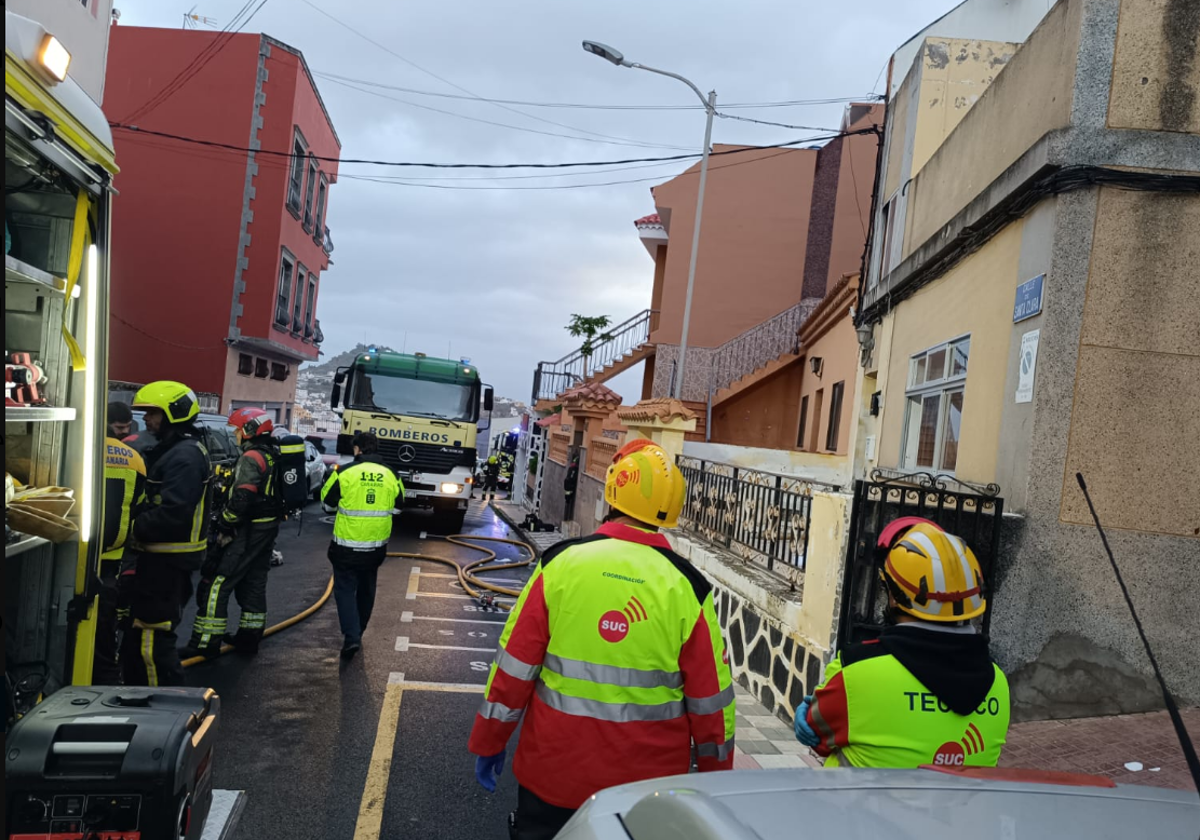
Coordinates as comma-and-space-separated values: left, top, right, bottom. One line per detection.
108, 123, 880, 170
311, 71, 879, 111
322, 75, 694, 152
297, 0, 684, 151
716, 112, 840, 132
120, 0, 270, 124
340, 147, 809, 191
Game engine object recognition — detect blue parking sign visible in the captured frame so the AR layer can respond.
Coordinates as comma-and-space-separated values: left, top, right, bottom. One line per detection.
1014, 274, 1044, 323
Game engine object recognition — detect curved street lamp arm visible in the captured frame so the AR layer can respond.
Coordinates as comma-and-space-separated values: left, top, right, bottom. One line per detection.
626, 62, 713, 111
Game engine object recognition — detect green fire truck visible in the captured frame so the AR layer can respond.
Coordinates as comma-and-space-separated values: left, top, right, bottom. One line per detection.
331, 350, 493, 533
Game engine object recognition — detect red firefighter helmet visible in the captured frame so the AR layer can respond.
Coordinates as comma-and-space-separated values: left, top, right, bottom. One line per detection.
228, 407, 274, 438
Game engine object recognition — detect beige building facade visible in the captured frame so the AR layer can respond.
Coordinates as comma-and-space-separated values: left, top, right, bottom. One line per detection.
859, 0, 1200, 718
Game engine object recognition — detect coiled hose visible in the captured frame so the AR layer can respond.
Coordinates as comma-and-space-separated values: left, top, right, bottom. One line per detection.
182, 534, 534, 668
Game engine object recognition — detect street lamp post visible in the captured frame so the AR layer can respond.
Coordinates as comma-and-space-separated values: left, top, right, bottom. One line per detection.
583, 41, 716, 402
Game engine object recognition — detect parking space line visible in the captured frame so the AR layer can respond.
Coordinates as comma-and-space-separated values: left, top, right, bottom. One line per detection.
414, 592, 473, 600
395, 636, 497, 653
406, 566, 421, 601
388, 672, 486, 693
352, 674, 406, 840
401, 612, 506, 625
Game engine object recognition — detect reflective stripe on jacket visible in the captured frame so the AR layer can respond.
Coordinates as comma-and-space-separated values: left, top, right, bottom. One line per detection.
131, 432, 211, 565
321, 457, 403, 550
102, 437, 147, 562
468, 522, 736, 809
809, 637, 1010, 769
222, 440, 281, 527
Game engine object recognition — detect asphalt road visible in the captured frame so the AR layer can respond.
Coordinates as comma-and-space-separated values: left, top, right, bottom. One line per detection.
182, 498, 535, 840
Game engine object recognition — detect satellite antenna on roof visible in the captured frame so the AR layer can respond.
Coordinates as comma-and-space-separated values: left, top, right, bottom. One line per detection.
182, 6, 218, 29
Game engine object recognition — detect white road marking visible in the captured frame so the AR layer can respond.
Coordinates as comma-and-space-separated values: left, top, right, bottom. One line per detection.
406, 567, 421, 601
405, 615, 505, 626
388, 672, 485, 693
414, 592, 473, 600
438, 630, 455, 636
395, 636, 496, 653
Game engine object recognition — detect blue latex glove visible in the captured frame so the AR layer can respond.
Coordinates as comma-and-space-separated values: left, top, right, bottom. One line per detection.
794, 696, 820, 747
474, 750, 506, 793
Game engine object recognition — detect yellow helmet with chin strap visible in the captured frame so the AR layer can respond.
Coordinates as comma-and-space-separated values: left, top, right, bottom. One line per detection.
877, 517, 987, 623
605, 438, 687, 529
132, 380, 200, 425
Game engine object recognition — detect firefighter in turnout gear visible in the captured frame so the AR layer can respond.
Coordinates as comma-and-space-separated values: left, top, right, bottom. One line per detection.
795, 518, 1010, 768
321, 431, 403, 659
119, 381, 211, 687
468, 439, 736, 840
482, 454, 501, 500
93, 408, 147, 684
182, 408, 283, 659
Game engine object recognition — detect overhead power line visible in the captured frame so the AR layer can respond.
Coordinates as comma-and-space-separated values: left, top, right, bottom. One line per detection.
296, 0, 684, 151
321, 75, 694, 152
312, 71, 880, 112
339, 147, 808, 191
108, 122, 880, 170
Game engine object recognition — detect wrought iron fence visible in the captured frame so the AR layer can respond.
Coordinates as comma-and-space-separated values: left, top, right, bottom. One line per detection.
531, 309, 657, 403
837, 470, 1005, 649
709, 299, 820, 395
676, 456, 840, 575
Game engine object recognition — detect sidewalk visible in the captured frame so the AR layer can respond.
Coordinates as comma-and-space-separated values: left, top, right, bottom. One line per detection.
731, 681, 821, 770
488, 497, 563, 558
1000, 707, 1200, 791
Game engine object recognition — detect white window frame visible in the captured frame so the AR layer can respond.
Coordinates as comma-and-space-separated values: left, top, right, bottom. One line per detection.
275, 250, 296, 327
899, 335, 971, 474
287, 129, 307, 213
302, 155, 319, 231
292, 263, 308, 333
313, 174, 329, 243
303, 272, 318, 338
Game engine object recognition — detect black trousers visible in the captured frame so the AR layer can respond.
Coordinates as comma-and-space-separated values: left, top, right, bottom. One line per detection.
118, 553, 192, 687
92, 565, 122, 685
510, 786, 577, 840
189, 521, 279, 651
331, 562, 380, 644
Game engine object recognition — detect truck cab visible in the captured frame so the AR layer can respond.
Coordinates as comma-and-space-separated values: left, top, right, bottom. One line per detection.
331, 351, 491, 533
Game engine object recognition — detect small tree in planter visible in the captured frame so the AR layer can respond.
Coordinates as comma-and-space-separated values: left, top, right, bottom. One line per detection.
566, 314, 614, 379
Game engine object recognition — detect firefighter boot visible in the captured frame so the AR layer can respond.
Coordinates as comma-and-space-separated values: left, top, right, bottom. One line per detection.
223, 628, 263, 656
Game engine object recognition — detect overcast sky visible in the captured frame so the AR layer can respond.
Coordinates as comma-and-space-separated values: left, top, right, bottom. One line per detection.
113, 0, 956, 401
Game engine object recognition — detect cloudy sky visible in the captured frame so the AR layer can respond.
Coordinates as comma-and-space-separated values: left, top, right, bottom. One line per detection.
113, 0, 957, 401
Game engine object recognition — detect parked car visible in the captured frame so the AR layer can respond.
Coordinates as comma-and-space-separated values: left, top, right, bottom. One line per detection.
304, 432, 340, 468
554, 767, 1200, 840
303, 440, 325, 501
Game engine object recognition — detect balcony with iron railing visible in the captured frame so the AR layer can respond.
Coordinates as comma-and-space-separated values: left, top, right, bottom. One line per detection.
532, 309, 659, 403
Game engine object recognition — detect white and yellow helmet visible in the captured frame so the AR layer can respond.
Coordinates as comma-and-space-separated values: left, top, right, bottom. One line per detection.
877, 517, 986, 622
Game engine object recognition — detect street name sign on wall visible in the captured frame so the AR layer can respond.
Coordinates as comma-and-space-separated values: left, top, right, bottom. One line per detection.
1014, 274, 1045, 323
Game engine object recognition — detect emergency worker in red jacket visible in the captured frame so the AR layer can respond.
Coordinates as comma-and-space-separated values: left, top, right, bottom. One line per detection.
468, 439, 736, 840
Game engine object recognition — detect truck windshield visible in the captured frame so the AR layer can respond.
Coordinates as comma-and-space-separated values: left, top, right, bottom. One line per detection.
350, 370, 478, 423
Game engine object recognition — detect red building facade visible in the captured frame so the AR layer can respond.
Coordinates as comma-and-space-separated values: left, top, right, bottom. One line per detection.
104, 28, 340, 424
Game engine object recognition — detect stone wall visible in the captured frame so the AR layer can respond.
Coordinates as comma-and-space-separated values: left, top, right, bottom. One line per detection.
712, 583, 826, 720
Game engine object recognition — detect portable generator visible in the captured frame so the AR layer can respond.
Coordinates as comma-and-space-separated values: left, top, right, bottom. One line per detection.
5, 686, 220, 840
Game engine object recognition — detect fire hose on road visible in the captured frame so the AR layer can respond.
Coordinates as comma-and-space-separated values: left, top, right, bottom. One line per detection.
182, 534, 534, 669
